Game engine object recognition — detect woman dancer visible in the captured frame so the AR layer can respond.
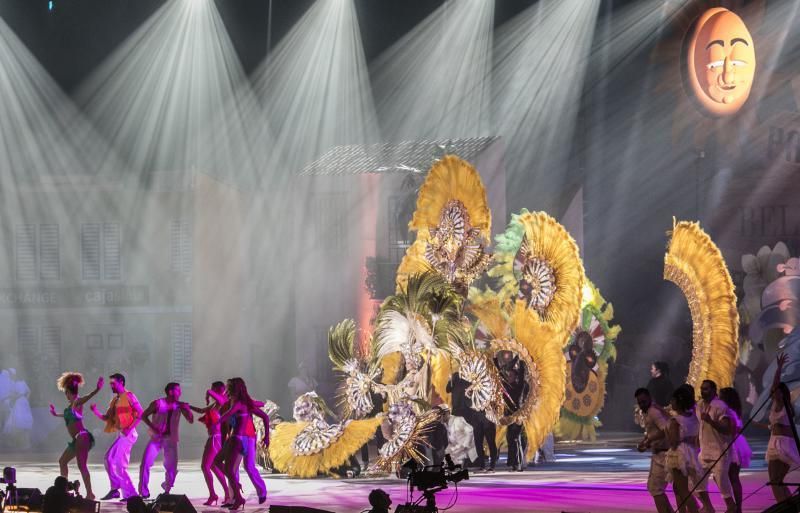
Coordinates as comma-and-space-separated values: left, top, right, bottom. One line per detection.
665, 384, 701, 513
190, 381, 229, 505
767, 353, 800, 503
49, 372, 103, 500
218, 378, 269, 510
720, 387, 751, 513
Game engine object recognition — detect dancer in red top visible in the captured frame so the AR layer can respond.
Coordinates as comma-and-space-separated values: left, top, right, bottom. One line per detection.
217, 378, 269, 510
190, 381, 229, 505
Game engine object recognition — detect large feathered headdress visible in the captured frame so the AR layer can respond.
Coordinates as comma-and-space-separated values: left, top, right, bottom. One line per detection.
664, 219, 738, 389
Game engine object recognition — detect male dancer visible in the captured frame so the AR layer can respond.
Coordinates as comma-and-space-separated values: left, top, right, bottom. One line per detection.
90, 373, 143, 501
697, 379, 736, 513
139, 382, 193, 498
504, 368, 525, 472
635, 387, 674, 513
447, 370, 496, 469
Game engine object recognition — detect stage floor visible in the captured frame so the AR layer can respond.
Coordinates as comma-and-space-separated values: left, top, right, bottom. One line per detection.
2, 436, 790, 513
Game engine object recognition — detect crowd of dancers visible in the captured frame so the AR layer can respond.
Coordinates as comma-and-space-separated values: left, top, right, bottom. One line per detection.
50, 355, 800, 513
639, 353, 800, 513
51, 372, 268, 510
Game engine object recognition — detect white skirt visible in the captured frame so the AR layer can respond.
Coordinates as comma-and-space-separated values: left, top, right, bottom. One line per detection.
665, 443, 702, 480
731, 435, 752, 468
766, 435, 800, 467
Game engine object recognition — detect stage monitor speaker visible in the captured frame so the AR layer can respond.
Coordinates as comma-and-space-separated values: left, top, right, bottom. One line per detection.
760, 495, 800, 513
269, 506, 335, 513
3, 488, 43, 511
152, 494, 196, 513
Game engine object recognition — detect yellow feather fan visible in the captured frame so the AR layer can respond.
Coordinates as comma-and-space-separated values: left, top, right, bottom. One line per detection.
395, 240, 431, 293
379, 352, 404, 387
664, 219, 739, 390
467, 288, 512, 341
396, 155, 492, 293
465, 293, 567, 459
489, 210, 585, 333
511, 301, 569, 459
410, 155, 491, 238
269, 417, 383, 478
429, 352, 452, 405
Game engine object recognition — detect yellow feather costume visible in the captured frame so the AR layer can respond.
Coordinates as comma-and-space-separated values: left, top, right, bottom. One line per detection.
396, 155, 492, 293
489, 210, 585, 334
664, 219, 739, 390
269, 416, 382, 478
468, 292, 568, 459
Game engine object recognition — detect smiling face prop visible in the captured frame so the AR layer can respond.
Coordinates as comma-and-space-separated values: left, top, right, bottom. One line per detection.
685, 8, 755, 117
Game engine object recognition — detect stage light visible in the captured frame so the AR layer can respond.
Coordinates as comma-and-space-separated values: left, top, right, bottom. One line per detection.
48, 1, 53, 11
492, 0, 601, 214
371, 0, 495, 141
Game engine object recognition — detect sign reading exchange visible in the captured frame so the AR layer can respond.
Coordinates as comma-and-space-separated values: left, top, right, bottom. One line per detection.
0, 286, 149, 308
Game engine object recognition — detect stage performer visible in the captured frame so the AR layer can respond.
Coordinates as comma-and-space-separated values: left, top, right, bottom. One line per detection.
90, 373, 143, 501
720, 387, 750, 513
697, 379, 736, 513
766, 353, 800, 503
190, 381, 229, 505
138, 382, 194, 498
218, 377, 269, 509
635, 387, 674, 513
504, 368, 527, 472
647, 362, 674, 408
49, 372, 104, 500
665, 385, 701, 513
447, 370, 496, 471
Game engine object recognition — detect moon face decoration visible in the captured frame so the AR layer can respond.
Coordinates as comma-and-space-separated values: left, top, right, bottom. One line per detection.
684, 7, 756, 117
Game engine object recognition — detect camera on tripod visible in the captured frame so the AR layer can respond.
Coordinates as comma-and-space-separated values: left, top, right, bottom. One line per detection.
397, 455, 469, 513
408, 455, 468, 493
0, 468, 16, 486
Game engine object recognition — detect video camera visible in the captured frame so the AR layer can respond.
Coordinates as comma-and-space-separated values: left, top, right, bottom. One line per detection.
0, 467, 16, 486
407, 455, 468, 493
397, 455, 469, 513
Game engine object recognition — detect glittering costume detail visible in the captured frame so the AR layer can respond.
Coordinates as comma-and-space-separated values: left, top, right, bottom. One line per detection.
515, 238, 557, 315
664, 219, 738, 390
424, 200, 491, 291
490, 210, 584, 333
453, 349, 505, 423
268, 393, 381, 478
396, 155, 492, 294
373, 401, 441, 472
467, 292, 569, 458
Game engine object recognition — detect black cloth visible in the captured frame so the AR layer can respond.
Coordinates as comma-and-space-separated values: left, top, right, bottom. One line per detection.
428, 421, 449, 466
470, 410, 497, 468
447, 373, 472, 417
503, 380, 527, 415
43, 486, 75, 513
647, 375, 674, 408
503, 374, 527, 468
506, 423, 524, 467
360, 392, 387, 466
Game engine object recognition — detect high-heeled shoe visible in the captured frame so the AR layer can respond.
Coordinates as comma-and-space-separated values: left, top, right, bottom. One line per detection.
226, 497, 246, 511
258, 495, 267, 505
203, 495, 219, 506
222, 483, 242, 508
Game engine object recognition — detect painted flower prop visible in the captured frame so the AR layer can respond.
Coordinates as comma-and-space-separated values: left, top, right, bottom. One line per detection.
557, 281, 621, 441
665, 219, 739, 390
